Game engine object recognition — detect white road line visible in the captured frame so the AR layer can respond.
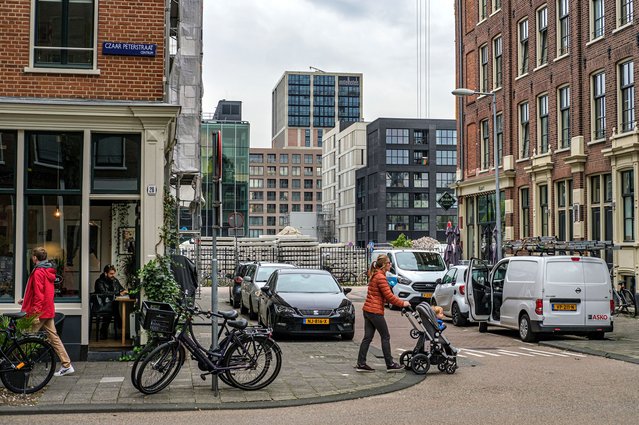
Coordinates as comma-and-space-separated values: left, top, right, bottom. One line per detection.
494, 350, 520, 357
564, 351, 587, 357
460, 348, 501, 357
519, 347, 569, 357
496, 349, 535, 357
457, 354, 467, 358
458, 349, 484, 358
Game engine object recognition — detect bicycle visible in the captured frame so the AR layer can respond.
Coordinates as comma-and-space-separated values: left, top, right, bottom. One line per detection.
322, 264, 357, 284
612, 282, 637, 317
134, 302, 282, 395
0, 312, 56, 394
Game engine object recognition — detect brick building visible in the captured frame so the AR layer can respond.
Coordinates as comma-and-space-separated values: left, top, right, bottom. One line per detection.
0, 0, 198, 358
454, 0, 638, 290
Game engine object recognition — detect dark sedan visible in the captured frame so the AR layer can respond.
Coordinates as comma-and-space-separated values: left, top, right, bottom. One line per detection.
257, 269, 355, 340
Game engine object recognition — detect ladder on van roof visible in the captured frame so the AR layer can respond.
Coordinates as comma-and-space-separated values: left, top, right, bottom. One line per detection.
503, 237, 615, 257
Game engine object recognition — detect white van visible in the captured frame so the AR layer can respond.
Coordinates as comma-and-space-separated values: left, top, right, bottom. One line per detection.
371, 249, 447, 306
465, 256, 614, 342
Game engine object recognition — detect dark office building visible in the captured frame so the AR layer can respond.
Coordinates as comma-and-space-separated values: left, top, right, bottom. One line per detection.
356, 118, 457, 246
213, 100, 242, 121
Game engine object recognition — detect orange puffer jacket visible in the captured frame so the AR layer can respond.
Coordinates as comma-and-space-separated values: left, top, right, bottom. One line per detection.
362, 271, 405, 315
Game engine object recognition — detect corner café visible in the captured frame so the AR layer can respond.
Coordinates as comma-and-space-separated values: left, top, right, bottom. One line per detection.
0, 99, 179, 359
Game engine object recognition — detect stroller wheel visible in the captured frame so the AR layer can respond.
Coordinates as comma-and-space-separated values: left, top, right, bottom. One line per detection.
409, 329, 421, 339
445, 360, 457, 374
437, 362, 447, 372
399, 351, 413, 369
410, 353, 430, 375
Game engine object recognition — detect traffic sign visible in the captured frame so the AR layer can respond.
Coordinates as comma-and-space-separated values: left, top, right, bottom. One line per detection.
228, 212, 244, 229
437, 192, 456, 210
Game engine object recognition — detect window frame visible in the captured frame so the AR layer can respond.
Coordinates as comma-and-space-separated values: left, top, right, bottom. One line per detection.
592, 71, 606, 140
493, 35, 503, 89
622, 169, 635, 241
557, 0, 570, 56
518, 19, 529, 76
538, 94, 549, 154
618, 0, 634, 27
519, 102, 530, 159
558, 86, 571, 149
480, 44, 489, 92
537, 6, 548, 67
591, 0, 605, 39
619, 60, 635, 133
481, 119, 490, 169
520, 187, 530, 238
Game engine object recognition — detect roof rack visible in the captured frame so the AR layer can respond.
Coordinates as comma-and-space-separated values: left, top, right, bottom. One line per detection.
503, 237, 616, 256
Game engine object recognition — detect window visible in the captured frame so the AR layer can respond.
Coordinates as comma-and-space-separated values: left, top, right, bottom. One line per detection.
493, 0, 501, 12
386, 128, 409, 144
537, 7, 548, 66
386, 149, 409, 165
317, 129, 323, 148
480, 0, 487, 20
387, 215, 409, 231
590, 174, 613, 250
436, 129, 457, 145
292, 191, 301, 201
558, 86, 571, 148
316, 179, 322, 189
518, 19, 529, 75
267, 191, 276, 201
304, 192, 313, 202
249, 153, 263, 163
520, 102, 530, 158
414, 215, 429, 231
414, 150, 428, 165
279, 179, 288, 189
249, 204, 263, 213
249, 178, 263, 188
91, 133, 140, 193
292, 179, 301, 189
249, 216, 263, 226
292, 166, 301, 176
249, 166, 263, 176
496, 113, 503, 166
558, 0, 570, 56
539, 185, 549, 236
250, 191, 263, 201
386, 172, 409, 188
622, 170, 634, 241
386, 192, 409, 208
316, 154, 322, 164
292, 204, 301, 212
520, 188, 530, 238
305, 129, 311, 147
304, 154, 313, 164
556, 180, 573, 241
304, 179, 313, 189
304, 204, 313, 212
592, 0, 605, 39
593, 72, 606, 139
538, 94, 549, 154
436, 172, 455, 189
481, 119, 490, 169
280, 154, 288, 164
620, 60, 635, 133
414, 172, 429, 188
414, 130, 427, 144
480, 44, 489, 92
292, 154, 301, 164
267, 166, 276, 176
279, 204, 288, 213
436, 150, 456, 166
304, 167, 313, 176
619, 0, 634, 26
33, 0, 96, 69
267, 154, 276, 163
267, 178, 276, 189
279, 166, 288, 176
267, 216, 276, 226
493, 36, 503, 89
436, 215, 458, 230
248, 229, 263, 238
414, 192, 429, 208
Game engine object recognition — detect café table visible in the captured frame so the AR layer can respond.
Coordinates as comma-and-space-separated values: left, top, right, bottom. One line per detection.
115, 296, 136, 346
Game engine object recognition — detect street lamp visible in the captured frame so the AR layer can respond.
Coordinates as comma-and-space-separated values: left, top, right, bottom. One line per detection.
452, 87, 501, 262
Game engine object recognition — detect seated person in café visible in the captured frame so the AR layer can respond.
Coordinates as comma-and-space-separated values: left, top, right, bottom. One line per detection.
94, 264, 127, 338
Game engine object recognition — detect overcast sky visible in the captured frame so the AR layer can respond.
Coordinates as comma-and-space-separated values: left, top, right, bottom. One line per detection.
202, 0, 456, 147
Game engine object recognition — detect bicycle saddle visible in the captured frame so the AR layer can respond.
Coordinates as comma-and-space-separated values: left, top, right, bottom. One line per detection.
227, 318, 248, 330
2, 311, 27, 319
219, 310, 239, 319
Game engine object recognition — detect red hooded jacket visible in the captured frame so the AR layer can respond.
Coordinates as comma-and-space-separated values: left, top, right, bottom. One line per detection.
22, 263, 57, 319
362, 270, 405, 315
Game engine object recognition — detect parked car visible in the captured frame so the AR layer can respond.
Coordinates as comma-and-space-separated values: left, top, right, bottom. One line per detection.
432, 265, 470, 326
227, 262, 253, 308
257, 268, 355, 340
241, 262, 297, 319
371, 249, 447, 306
465, 256, 614, 342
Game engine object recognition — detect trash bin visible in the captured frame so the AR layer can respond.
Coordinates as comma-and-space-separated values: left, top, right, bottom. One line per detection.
54, 312, 65, 336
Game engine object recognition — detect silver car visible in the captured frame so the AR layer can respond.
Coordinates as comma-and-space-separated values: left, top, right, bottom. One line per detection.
432, 265, 470, 326
240, 262, 297, 319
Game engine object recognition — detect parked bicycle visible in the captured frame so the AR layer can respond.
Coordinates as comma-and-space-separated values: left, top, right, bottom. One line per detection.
0, 312, 55, 394
322, 264, 358, 284
133, 300, 282, 395
612, 282, 637, 317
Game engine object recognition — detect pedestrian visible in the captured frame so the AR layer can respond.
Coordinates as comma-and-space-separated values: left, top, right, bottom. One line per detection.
19, 247, 74, 377
356, 254, 410, 373
94, 264, 127, 339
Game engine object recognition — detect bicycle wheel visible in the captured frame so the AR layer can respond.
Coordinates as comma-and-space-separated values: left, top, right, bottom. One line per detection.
130, 339, 163, 390
136, 340, 184, 395
0, 337, 55, 394
223, 336, 282, 391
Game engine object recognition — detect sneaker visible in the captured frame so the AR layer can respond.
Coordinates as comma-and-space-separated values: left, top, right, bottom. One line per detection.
54, 365, 75, 377
386, 362, 405, 373
355, 364, 375, 373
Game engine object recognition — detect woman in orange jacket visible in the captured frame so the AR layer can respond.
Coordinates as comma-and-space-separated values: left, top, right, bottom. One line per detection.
356, 254, 409, 372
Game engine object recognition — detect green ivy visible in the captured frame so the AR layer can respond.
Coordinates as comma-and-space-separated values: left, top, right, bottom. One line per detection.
136, 255, 180, 307
118, 344, 145, 362
159, 188, 179, 252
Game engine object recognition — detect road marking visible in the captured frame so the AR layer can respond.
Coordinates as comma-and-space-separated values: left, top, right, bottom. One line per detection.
519, 347, 569, 357
461, 348, 501, 357
494, 350, 520, 357
495, 349, 535, 357
458, 349, 484, 357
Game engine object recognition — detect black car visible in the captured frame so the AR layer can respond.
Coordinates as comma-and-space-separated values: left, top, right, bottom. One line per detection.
226, 262, 253, 308
257, 268, 355, 340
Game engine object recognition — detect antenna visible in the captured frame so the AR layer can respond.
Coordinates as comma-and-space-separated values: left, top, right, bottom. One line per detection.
309, 66, 326, 73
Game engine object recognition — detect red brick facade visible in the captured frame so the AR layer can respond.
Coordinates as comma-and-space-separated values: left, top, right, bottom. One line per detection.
0, 0, 165, 101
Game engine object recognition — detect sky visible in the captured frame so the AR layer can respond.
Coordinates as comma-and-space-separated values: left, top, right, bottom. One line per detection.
202, 0, 456, 148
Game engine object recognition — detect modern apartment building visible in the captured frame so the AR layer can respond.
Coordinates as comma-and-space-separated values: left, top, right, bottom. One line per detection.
454, 0, 638, 289
248, 70, 364, 237
355, 118, 458, 246
322, 121, 368, 244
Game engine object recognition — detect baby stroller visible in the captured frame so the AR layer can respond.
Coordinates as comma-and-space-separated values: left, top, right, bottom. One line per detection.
399, 302, 458, 375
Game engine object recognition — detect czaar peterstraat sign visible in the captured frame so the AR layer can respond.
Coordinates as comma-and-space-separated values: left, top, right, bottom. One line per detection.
102, 42, 157, 57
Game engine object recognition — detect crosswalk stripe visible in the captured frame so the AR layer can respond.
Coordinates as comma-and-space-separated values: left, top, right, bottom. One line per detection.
457, 354, 467, 358
519, 347, 569, 357
496, 349, 535, 357
461, 348, 501, 357
494, 350, 520, 357
459, 349, 484, 358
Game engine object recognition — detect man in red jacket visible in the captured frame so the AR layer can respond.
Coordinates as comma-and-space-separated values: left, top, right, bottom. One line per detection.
20, 247, 74, 377
356, 254, 409, 373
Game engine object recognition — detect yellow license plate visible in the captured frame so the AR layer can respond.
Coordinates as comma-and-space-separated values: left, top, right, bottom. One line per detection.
552, 303, 577, 311
422, 292, 433, 298
304, 318, 329, 325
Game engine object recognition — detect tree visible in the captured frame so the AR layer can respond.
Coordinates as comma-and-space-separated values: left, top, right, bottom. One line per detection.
390, 233, 412, 248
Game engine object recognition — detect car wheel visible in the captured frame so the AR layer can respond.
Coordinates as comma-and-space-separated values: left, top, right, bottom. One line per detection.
587, 331, 605, 340
451, 303, 468, 327
519, 313, 537, 342
478, 321, 488, 333
341, 332, 354, 341
240, 297, 248, 314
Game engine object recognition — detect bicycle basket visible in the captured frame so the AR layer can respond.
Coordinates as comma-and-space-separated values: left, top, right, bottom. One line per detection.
140, 301, 177, 334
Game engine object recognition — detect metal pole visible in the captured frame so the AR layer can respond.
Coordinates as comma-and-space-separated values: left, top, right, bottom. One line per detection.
210, 139, 220, 396
492, 93, 502, 262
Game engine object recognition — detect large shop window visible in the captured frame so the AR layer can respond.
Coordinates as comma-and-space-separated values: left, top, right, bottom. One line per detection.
27, 132, 83, 190
92, 134, 141, 193
0, 131, 17, 303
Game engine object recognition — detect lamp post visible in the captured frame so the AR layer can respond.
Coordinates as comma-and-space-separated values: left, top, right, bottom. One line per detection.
452, 88, 501, 262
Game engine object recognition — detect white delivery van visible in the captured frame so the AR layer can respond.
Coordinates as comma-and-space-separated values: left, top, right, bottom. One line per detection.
371, 249, 447, 306
465, 256, 614, 342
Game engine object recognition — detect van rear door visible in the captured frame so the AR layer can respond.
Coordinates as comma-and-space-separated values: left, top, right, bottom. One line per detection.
582, 258, 613, 327
465, 259, 492, 322
543, 258, 586, 326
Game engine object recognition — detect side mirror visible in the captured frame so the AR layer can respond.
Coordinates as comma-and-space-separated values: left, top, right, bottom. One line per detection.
343, 287, 352, 295
262, 286, 271, 296
435, 278, 442, 285
244, 276, 252, 283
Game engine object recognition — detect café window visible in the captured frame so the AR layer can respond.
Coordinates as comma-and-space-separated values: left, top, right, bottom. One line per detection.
92, 134, 141, 193
27, 132, 83, 191
0, 131, 17, 303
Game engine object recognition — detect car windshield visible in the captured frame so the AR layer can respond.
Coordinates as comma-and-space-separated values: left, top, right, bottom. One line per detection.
256, 265, 295, 281
395, 252, 445, 271
276, 273, 340, 293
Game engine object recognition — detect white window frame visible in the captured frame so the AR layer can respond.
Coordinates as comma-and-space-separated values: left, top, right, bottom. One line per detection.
538, 93, 549, 154
590, 0, 605, 40
557, 0, 570, 57
617, 0, 634, 28
479, 44, 489, 92
618, 60, 635, 133
518, 19, 529, 76
537, 6, 548, 67
591, 71, 606, 140
481, 119, 490, 169
558, 85, 571, 149
519, 102, 530, 159
493, 36, 502, 89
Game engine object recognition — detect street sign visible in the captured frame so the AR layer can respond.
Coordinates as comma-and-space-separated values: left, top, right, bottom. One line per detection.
228, 212, 244, 229
437, 192, 456, 210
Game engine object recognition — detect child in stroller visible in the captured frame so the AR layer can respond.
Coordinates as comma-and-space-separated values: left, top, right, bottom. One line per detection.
399, 302, 458, 375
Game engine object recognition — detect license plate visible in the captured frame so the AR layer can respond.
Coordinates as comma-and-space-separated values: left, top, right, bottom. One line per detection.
552, 303, 577, 311
422, 292, 433, 298
304, 318, 329, 325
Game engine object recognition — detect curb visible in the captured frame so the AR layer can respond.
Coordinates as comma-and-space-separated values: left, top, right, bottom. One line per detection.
539, 340, 639, 365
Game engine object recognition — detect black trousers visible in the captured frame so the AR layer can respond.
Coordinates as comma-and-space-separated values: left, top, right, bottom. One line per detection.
357, 311, 394, 367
